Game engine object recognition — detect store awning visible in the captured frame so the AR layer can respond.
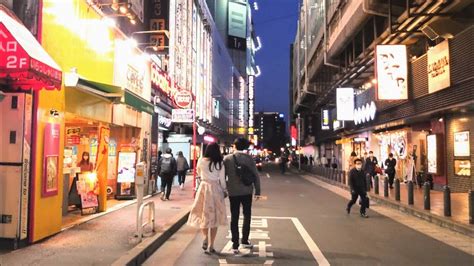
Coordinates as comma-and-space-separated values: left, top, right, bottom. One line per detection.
124, 90, 154, 115
65, 72, 123, 99
0, 7, 62, 90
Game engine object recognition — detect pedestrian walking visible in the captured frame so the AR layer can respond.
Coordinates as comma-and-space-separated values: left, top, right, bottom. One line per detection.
364, 151, 378, 188
309, 155, 314, 166
158, 148, 177, 200
224, 138, 262, 255
346, 158, 369, 218
187, 143, 228, 254
384, 153, 397, 189
176, 151, 190, 189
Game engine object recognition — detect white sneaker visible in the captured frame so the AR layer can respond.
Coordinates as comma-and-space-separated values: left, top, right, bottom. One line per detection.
232, 248, 240, 255
241, 242, 254, 249
180, 184, 184, 190
160, 192, 165, 200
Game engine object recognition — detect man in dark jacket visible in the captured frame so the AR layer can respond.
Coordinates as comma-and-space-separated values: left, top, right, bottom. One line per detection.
385, 153, 397, 189
158, 148, 177, 201
346, 158, 369, 218
224, 138, 261, 254
364, 151, 378, 188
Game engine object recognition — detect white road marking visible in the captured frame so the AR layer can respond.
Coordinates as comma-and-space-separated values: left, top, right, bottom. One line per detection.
291, 217, 330, 266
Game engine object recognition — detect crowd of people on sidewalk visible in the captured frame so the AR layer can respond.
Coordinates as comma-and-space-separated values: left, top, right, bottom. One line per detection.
155, 138, 262, 255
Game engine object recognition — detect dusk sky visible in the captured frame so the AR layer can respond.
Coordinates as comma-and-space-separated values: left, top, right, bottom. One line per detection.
254, 0, 299, 126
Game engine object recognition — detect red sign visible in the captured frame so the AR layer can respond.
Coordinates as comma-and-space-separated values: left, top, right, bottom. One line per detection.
174, 89, 193, 109
0, 11, 62, 90
291, 124, 297, 140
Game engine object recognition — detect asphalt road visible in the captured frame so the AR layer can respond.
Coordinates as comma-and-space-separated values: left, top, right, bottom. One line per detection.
145, 164, 473, 266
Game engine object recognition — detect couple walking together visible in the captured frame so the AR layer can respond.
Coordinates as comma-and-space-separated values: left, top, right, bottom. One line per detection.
187, 138, 262, 254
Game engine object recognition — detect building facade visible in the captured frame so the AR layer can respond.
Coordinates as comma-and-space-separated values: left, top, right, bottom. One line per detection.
291, 0, 473, 192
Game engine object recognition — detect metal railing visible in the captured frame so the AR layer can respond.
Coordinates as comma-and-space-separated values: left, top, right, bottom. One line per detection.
137, 201, 156, 243
303, 165, 346, 185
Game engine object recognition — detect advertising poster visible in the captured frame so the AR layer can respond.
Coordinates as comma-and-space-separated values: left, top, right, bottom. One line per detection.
454, 131, 470, 157
42, 122, 60, 197
427, 134, 438, 174
172, 108, 194, 123
336, 88, 354, 121
428, 40, 450, 93
117, 152, 137, 183
375, 45, 408, 100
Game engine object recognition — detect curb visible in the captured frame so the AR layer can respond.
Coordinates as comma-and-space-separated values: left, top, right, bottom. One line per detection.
111, 208, 191, 266
303, 172, 473, 237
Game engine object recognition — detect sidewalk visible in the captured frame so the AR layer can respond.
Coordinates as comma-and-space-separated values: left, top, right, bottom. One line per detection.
298, 167, 473, 236
0, 185, 194, 266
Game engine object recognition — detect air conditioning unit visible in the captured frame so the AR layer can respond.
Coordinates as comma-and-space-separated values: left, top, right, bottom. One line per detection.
421, 18, 464, 40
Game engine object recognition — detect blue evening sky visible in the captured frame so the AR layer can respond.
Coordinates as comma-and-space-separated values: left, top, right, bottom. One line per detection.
253, 0, 299, 127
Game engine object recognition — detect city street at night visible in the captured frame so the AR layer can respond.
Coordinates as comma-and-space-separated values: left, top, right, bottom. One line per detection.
1, 0, 473, 265
145, 164, 473, 266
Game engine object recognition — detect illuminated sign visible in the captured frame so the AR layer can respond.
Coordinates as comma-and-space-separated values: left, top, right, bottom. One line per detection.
375, 45, 408, 100
131, 0, 144, 22
291, 124, 297, 146
151, 62, 175, 97
204, 135, 216, 143
333, 120, 344, 131
454, 131, 470, 157
228, 1, 247, 51
427, 134, 438, 174
148, 0, 169, 52
454, 160, 470, 176
336, 88, 354, 121
321, 109, 330, 130
158, 115, 172, 130
172, 108, 194, 123
174, 89, 193, 109
238, 77, 245, 129
126, 65, 144, 96
213, 98, 220, 119
354, 101, 377, 125
248, 75, 255, 129
428, 40, 450, 94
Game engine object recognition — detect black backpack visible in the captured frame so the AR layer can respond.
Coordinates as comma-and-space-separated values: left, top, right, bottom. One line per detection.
233, 155, 257, 186
160, 157, 174, 176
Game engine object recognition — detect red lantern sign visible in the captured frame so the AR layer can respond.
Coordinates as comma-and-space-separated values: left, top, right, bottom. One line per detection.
174, 89, 193, 109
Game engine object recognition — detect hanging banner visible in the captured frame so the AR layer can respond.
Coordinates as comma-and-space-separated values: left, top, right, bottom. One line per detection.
172, 108, 194, 123
321, 109, 330, 130
42, 122, 60, 197
375, 45, 408, 100
336, 88, 354, 121
428, 40, 450, 94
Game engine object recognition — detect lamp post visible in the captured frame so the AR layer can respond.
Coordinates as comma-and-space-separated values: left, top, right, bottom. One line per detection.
298, 113, 301, 171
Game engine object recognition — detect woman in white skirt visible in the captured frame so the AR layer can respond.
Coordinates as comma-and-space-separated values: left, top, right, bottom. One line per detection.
187, 142, 228, 253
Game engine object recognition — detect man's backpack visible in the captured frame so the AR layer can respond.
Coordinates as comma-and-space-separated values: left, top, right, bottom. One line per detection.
233, 155, 257, 186
160, 157, 174, 176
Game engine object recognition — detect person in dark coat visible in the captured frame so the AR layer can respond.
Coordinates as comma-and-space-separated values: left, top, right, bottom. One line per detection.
364, 151, 378, 188
384, 153, 397, 189
346, 158, 369, 218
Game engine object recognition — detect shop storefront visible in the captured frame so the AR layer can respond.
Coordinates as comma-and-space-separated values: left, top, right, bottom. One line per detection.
0, 6, 62, 248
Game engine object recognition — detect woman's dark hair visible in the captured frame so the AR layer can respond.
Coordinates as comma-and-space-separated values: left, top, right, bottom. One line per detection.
204, 143, 223, 172
350, 151, 357, 157
354, 158, 363, 164
389, 153, 394, 157
79, 152, 90, 165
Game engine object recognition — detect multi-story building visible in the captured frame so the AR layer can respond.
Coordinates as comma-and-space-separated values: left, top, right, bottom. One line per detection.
291, 0, 473, 192
206, 0, 260, 137
254, 112, 287, 153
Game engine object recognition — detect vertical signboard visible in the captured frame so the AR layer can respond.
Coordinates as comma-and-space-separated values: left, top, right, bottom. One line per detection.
454, 131, 470, 157
248, 75, 255, 134
428, 40, 450, 94
336, 88, 354, 121
42, 122, 60, 197
149, 0, 169, 52
321, 109, 330, 130
228, 1, 247, 51
375, 45, 408, 100
95, 126, 110, 211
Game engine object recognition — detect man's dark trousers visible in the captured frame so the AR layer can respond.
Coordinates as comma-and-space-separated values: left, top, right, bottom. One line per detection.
229, 194, 252, 249
347, 191, 368, 214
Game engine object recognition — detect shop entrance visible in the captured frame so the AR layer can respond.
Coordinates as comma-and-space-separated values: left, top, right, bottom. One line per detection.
62, 114, 141, 228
